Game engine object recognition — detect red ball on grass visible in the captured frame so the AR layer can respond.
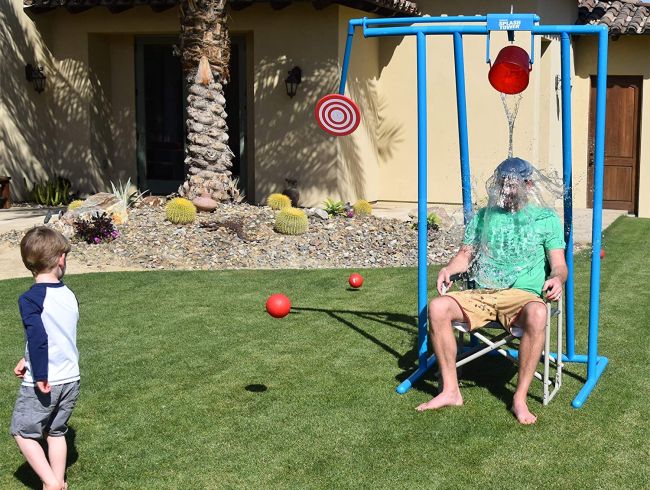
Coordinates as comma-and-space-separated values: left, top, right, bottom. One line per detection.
266, 294, 291, 318
349, 273, 364, 289
600, 249, 605, 259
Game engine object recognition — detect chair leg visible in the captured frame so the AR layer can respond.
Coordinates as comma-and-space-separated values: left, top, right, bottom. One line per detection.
456, 330, 465, 381
543, 303, 551, 405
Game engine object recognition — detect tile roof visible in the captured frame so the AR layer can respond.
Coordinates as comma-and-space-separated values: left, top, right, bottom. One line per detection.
577, 0, 650, 34
23, 0, 420, 16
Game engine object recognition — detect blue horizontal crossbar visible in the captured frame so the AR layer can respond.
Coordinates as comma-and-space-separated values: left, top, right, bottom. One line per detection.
360, 21, 607, 38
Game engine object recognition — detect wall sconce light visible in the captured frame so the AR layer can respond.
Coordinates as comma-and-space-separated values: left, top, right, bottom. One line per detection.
285, 66, 302, 98
25, 64, 46, 94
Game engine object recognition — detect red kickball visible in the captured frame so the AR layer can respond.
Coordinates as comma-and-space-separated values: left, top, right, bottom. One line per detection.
266, 294, 291, 318
349, 273, 364, 289
600, 249, 605, 259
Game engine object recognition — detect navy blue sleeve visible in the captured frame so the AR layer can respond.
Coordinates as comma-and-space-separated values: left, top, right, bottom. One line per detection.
18, 293, 48, 381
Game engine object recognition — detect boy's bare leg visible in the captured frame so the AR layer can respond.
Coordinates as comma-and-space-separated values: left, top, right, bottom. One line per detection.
511, 302, 547, 425
416, 297, 465, 411
47, 436, 67, 487
14, 436, 63, 489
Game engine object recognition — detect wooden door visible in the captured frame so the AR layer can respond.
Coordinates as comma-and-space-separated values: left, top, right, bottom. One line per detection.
588, 76, 641, 214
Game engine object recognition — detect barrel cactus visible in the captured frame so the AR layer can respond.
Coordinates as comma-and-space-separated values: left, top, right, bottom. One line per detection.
67, 199, 85, 211
274, 207, 309, 235
267, 193, 291, 210
166, 197, 197, 224
352, 199, 372, 216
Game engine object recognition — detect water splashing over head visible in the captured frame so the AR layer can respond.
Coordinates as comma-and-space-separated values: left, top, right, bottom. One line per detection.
463, 158, 566, 290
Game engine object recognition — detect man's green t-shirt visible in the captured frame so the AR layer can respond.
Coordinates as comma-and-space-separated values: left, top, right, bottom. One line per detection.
463, 205, 565, 296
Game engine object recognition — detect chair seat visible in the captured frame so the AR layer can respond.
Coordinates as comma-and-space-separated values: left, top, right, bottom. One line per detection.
452, 320, 523, 338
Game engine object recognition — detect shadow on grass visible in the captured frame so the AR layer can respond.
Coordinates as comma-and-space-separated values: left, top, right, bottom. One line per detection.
292, 306, 417, 362
292, 304, 582, 407
14, 427, 78, 489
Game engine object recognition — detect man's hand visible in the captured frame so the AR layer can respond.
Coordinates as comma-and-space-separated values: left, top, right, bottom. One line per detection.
437, 267, 452, 295
36, 380, 51, 394
13, 358, 26, 378
543, 276, 563, 302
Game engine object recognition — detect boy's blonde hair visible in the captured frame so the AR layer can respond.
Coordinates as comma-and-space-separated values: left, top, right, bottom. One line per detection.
20, 226, 71, 274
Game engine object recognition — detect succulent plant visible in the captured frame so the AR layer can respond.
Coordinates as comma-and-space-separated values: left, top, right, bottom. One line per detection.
352, 199, 372, 216
26, 175, 73, 206
166, 197, 197, 224
411, 212, 441, 231
68, 199, 85, 211
323, 198, 345, 216
274, 207, 309, 235
267, 193, 292, 210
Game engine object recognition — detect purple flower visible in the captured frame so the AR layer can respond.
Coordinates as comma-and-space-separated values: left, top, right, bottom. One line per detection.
94, 237, 101, 243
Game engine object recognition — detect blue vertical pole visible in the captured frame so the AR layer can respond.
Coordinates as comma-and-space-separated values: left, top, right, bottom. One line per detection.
416, 32, 429, 369
453, 33, 473, 224
339, 21, 356, 95
586, 29, 608, 379
560, 33, 576, 360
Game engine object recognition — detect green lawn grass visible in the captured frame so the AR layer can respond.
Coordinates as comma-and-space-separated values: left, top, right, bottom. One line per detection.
1, 216, 649, 489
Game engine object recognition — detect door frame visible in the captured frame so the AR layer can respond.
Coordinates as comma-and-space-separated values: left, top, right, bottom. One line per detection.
587, 75, 642, 215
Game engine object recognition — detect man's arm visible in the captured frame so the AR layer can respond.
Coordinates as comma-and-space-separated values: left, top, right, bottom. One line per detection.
437, 245, 475, 294
543, 249, 568, 301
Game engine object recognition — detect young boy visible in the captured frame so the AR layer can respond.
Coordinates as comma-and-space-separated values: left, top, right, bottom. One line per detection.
10, 226, 80, 490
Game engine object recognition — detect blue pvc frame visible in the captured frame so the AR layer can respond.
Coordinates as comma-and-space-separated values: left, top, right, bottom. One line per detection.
338, 14, 609, 409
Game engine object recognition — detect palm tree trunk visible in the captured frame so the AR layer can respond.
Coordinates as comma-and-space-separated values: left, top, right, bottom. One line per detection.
179, 0, 240, 202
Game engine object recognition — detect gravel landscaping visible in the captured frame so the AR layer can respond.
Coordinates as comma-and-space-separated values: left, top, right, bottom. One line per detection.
0, 202, 465, 272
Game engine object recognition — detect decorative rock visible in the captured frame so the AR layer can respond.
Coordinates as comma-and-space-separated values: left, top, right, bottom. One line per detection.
141, 196, 166, 207
307, 208, 329, 220
192, 196, 218, 213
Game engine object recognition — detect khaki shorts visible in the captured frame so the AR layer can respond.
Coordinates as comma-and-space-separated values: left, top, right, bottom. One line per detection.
445, 288, 544, 332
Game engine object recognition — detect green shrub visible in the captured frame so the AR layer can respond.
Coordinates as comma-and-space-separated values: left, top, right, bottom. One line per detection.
267, 193, 291, 210
166, 198, 197, 224
323, 198, 345, 216
352, 200, 372, 216
274, 207, 309, 235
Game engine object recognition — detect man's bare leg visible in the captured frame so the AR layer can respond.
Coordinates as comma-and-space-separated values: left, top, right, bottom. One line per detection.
416, 297, 465, 411
511, 302, 547, 424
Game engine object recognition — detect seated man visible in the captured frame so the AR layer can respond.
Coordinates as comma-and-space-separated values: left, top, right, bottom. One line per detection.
416, 157, 567, 424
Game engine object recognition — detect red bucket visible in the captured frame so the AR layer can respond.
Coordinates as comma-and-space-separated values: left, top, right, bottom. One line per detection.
488, 45, 531, 95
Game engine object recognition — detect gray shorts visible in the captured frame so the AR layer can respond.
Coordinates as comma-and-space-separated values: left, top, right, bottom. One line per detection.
10, 381, 80, 439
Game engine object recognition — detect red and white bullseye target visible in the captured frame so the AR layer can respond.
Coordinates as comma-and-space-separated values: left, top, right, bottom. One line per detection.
315, 94, 361, 136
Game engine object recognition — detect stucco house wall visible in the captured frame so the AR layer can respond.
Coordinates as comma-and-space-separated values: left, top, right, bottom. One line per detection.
374, 0, 580, 208
0, 1, 382, 207
2, 0, 647, 216
574, 35, 650, 218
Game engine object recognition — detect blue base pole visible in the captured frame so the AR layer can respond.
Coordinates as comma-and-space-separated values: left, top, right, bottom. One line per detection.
396, 355, 437, 394
572, 356, 609, 408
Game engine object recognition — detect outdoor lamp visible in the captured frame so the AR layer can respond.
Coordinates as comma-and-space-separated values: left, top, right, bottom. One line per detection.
25, 64, 46, 94
285, 66, 302, 98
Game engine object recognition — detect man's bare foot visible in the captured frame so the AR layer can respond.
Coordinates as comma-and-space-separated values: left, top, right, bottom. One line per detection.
416, 390, 463, 411
512, 398, 537, 424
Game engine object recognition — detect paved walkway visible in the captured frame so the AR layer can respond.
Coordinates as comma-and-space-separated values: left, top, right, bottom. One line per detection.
0, 206, 66, 235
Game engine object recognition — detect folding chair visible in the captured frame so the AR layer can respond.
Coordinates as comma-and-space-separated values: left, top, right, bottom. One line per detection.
443, 273, 563, 405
